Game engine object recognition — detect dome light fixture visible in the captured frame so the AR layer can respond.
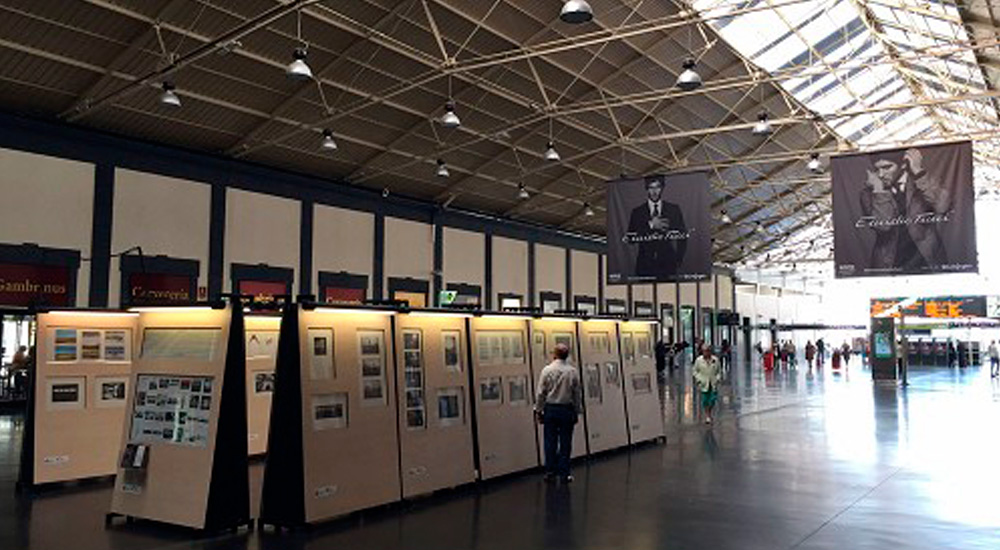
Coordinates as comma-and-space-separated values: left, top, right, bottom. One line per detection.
807, 152, 823, 173
544, 141, 561, 162
287, 47, 313, 80
159, 82, 181, 107
560, 0, 593, 24
584, 202, 595, 217
676, 58, 703, 91
752, 111, 773, 136
320, 129, 338, 151
440, 101, 461, 128
518, 183, 530, 200
720, 209, 732, 224
436, 158, 450, 178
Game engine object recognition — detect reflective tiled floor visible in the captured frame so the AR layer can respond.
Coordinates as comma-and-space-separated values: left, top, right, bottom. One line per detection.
3, 359, 1000, 549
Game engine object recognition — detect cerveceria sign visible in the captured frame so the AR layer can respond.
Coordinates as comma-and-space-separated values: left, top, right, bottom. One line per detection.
0, 263, 71, 307
128, 273, 194, 306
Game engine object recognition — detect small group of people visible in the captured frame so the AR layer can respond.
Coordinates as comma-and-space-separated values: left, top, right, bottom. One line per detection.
536, 340, 725, 482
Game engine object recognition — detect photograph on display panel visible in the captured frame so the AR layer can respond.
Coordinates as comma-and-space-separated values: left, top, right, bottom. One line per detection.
606, 172, 712, 284
832, 141, 977, 277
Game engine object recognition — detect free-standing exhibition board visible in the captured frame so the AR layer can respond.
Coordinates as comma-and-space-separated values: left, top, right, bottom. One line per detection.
394, 311, 476, 498
528, 317, 587, 459
618, 320, 663, 444
468, 315, 537, 480
29, 311, 138, 485
109, 304, 250, 531
577, 319, 629, 454
260, 304, 400, 527
245, 315, 280, 455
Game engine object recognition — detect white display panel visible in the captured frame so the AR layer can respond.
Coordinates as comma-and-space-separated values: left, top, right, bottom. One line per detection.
474, 331, 526, 366
129, 375, 215, 448
141, 328, 220, 360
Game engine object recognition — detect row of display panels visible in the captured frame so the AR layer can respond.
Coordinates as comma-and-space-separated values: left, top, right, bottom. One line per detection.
32, 311, 278, 485
32, 308, 662, 506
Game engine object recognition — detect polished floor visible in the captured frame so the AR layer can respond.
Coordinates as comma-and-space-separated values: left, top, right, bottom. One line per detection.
3, 358, 1000, 549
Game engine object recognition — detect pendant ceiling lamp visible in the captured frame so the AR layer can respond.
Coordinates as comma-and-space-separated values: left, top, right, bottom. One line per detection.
544, 142, 561, 162
676, 58, 703, 91
287, 47, 313, 80
441, 101, 461, 128
752, 111, 772, 136
320, 129, 337, 151
518, 184, 530, 200
159, 82, 181, 107
436, 159, 450, 178
584, 202, 595, 217
560, 0, 593, 24
720, 209, 732, 224
807, 152, 822, 173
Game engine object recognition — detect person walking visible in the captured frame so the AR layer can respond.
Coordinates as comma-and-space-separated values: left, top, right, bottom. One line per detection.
535, 343, 582, 483
990, 341, 999, 378
817, 338, 826, 366
693, 344, 722, 425
805, 341, 816, 369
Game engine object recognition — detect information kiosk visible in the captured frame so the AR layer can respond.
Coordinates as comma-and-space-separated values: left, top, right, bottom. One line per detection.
577, 318, 629, 453
617, 320, 664, 444
394, 309, 476, 498
28, 310, 138, 486
468, 313, 537, 479
109, 302, 251, 531
260, 303, 400, 527
528, 316, 587, 459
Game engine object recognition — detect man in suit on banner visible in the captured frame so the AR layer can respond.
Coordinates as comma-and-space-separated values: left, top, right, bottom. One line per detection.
627, 177, 687, 277
860, 148, 951, 270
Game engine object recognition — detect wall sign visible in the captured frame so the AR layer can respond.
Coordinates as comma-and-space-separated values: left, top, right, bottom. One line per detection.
128, 273, 194, 306
0, 262, 72, 307
239, 280, 288, 302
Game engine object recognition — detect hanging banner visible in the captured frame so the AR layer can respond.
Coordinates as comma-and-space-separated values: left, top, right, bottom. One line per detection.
0, 263, 72, 307
606, 172, 712, 284
832, 141, 977, 278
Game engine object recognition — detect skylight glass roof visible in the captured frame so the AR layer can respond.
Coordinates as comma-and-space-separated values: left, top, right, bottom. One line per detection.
692, 0, 1000, 271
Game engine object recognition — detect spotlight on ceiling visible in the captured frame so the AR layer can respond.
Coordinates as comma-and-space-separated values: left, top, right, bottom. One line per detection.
320, 129, 338, 151
544, 142, 561, 162
287, 48, 313, 80
720, 209, 732, 224
676, 58, 703, 91
440, 102, 461, 128
584, 202, 595, 217
752, 111, 773, 136
807, 152, 823, 173
560, 0, 593, 24
436, 159, 450, 178
518, 184, 530, 200
159, 82, 181, 107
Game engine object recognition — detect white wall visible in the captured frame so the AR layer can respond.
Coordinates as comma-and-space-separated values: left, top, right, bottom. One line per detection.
313, 204, 373, 296
111, 169, 211, 307
384, 217, 433, 289
224, 189, 300, 293
492, 236, 528, 302
570, 250, 598, 299
442, 227, 484, 290
0, 148, 94, 305
534, 243, 565, 304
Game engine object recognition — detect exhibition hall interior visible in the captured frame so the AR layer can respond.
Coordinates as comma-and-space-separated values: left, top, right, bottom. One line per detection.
2, 0, 1000, 548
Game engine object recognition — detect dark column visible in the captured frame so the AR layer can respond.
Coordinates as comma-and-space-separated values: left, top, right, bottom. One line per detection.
299, 199, 313, 296
373, 212, 385, 300
208, 183, 226, 300
88, 163, 114, 307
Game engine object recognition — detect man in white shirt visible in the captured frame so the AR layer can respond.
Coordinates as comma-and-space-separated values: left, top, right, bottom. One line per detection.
989, 340, 999, 378
534, 343, 582, 482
